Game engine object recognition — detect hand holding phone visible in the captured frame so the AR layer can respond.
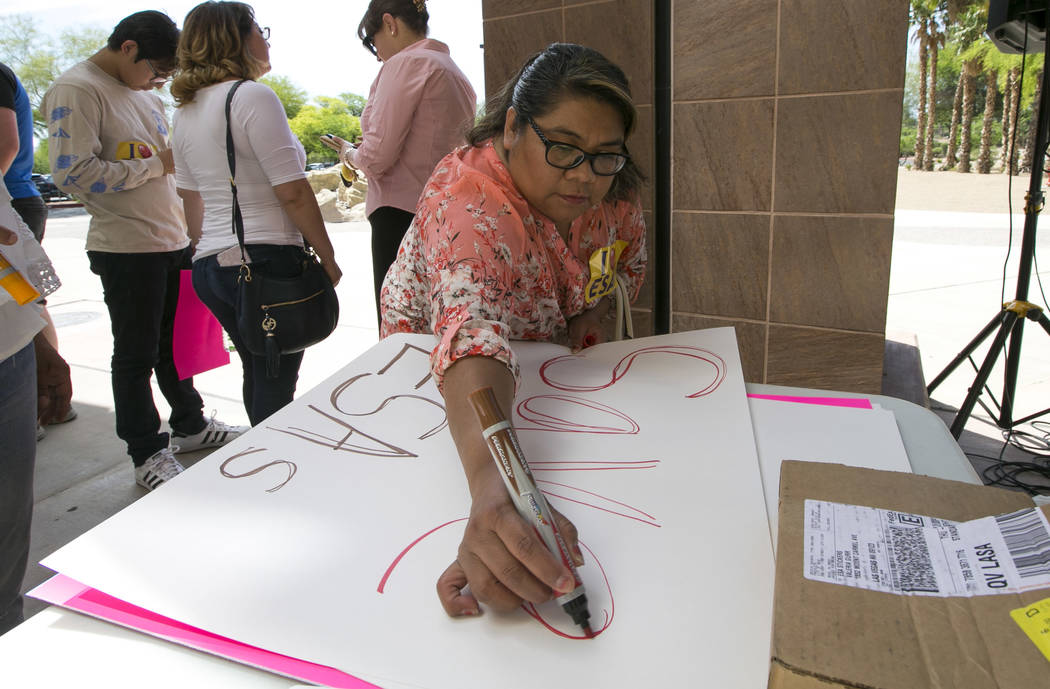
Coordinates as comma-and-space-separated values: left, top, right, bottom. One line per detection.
319, 133, 343, 152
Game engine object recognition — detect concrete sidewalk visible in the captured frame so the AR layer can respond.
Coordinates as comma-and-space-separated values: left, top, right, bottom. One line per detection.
18, 178, 1050, 622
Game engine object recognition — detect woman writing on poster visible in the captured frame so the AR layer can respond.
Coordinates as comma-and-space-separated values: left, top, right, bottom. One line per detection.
379, 43, 646, 618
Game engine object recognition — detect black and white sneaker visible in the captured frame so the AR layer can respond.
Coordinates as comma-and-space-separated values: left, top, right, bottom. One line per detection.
135, 447, 185, 490
171, 415, 248, 453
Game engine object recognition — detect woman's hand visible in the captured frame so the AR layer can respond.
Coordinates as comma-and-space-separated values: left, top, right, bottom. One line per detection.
437, 355, 583, 618
319, 134, 357, 168
436, 467, 583, 617
568, 295, 613, 352
34, 334, 72, 425
321, 257, 342, 287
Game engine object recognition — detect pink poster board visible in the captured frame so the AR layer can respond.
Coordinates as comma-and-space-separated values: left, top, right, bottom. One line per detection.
173, 269, 230, 380
746, 393, 873, 410
29, 574, 378, 689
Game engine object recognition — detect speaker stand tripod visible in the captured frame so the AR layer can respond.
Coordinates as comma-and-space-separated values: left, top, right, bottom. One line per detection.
926, 38, 1050, 439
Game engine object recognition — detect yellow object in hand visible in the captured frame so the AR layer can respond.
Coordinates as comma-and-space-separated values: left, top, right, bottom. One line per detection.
0, 254, 40, 305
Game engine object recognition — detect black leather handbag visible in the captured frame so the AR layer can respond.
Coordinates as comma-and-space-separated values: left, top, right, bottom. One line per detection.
224, 80, 339, 378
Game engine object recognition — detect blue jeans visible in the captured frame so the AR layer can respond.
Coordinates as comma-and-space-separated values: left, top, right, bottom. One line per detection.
0, 342, 36, 635
192, 245, 304, 426
88, 249, 207, 465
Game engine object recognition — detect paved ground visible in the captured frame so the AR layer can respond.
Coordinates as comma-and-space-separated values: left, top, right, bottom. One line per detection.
891, 168, 1050, 491
14, 166, 1050, 624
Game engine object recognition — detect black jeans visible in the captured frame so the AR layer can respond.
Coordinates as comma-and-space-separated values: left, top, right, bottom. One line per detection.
88, 248, 206, 465
11, 195, 47, 242
368, 206, 415, 325
192, 245, 305, 426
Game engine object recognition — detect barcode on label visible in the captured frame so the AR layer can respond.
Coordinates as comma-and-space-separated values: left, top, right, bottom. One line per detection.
886, 525, 939, 593
994, 509, 1050, 579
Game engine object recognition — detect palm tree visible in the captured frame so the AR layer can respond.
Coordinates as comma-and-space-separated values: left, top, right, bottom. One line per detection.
942, 71, 963, 169
914, 11, 930, 169
978, 69, 997, 173
942, 3, 988, 172
960, 37, 1038, 174
958, 59, 979, 172
999, 66, 1021, 174
1023, 69, 1043, 173
924, 16, 947, 170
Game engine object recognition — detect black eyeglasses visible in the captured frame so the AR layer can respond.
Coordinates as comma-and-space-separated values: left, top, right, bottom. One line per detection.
258, 26, 270, 40
525, 117, 628, 176
144, 59, 171, 86
363, 33, 377, 56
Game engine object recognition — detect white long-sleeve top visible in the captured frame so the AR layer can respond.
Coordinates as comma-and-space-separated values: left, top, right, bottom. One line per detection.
172, 79, 307, 259
41, 60, 187, 254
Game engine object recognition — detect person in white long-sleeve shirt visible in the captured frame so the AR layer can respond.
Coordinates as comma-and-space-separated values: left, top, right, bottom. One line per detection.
41, 10, 246, 491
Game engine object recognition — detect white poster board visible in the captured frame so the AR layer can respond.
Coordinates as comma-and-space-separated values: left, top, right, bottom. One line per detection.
748, 398, 912, 547
41, 328, 774, 689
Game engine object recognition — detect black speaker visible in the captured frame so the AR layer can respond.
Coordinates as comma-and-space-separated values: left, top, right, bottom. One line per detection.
987, 0, 1048, 53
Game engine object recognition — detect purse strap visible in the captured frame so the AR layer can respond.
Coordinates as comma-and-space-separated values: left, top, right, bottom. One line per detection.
224, 79, 249, 265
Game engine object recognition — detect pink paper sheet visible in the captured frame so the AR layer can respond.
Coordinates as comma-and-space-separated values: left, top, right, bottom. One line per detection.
173, 269, 230, 380
746, 393, 872, 410
29, 574, 379, 689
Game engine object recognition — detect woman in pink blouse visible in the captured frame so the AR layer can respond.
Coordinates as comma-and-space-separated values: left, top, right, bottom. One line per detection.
322, 0, 475, 324
380, 43, 647, 620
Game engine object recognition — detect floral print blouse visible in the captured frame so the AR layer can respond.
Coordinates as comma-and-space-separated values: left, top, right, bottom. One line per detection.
380, 140, 647, 389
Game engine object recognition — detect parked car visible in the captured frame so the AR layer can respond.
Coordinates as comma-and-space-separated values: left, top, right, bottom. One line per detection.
31, 173, 72, 202
305, 162, 337, 171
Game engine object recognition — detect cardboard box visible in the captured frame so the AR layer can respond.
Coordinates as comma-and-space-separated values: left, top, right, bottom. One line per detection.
770, 461, 1050, 689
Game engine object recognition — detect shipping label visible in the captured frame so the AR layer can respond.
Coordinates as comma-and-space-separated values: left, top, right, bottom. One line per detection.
803, 500, 1050, 596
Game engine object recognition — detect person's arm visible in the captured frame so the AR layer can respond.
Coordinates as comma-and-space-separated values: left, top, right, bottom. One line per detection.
176, 187, 204, 248
271, 178, 341, 286
43, 84, 169, 196
404, 176, 583, 616
240, 83, 342, 286
34, 330, 72, 425
348, 58, 433, 178
0, 68, 19, 175
0, 107, 17, 174
172, 131, 202, 248
435, 355, 581, 617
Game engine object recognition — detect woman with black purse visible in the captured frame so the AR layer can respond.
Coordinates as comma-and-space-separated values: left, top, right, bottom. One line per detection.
171, 1, 342, 426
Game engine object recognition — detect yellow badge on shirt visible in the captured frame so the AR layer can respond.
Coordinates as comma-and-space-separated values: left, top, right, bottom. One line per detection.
585, 240, 628, 304
115, 141, 156, 160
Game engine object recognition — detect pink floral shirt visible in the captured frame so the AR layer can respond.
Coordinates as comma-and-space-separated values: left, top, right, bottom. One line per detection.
380, 141, 647, 389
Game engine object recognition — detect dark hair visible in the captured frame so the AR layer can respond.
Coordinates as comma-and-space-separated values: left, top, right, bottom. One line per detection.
357, 0, 429, 51
171, 2, 268, 105
470, 43, 643, 202
107, 10, 180, 68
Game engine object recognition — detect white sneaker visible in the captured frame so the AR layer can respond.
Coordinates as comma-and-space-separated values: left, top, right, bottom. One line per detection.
135, 447, 185, 490
171, 414, 248, 454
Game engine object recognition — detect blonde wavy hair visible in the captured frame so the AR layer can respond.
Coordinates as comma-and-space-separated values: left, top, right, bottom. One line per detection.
171, 1, 267, 105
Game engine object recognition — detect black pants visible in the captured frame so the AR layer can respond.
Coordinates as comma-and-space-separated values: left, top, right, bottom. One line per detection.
88, 248, 207, 465
11, 195, 47, 242
368, 206, 415, 326
192, 245, 305, 426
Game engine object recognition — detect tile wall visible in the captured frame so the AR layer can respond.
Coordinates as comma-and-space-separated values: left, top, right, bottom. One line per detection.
481, 0, 908, 392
